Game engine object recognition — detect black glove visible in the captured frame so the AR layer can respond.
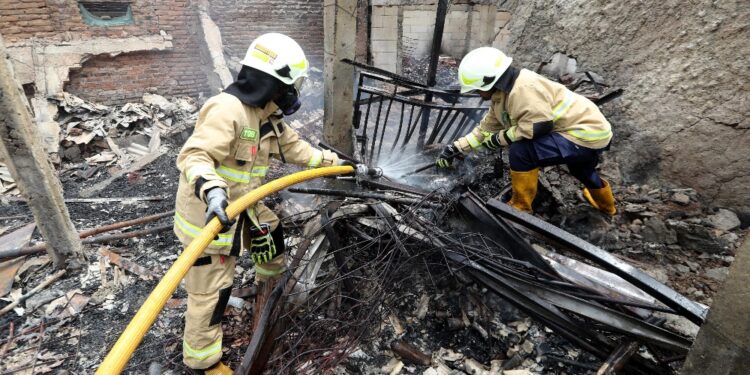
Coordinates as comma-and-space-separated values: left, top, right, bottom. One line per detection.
482, 132, 503, 150
249, 223, 277, 265
205, 188, 235, 233
436, 145, 460, 168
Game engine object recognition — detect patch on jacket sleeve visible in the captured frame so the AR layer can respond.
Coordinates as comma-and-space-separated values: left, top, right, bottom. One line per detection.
240, 128, 258, 141
501, 111, 512, 127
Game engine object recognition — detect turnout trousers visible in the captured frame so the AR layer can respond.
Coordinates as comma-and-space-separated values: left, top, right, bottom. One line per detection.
508, 132, 605, 189
182, 203, 280, 369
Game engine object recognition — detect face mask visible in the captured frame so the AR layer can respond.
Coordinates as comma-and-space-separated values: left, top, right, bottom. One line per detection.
274, 85, 302, 116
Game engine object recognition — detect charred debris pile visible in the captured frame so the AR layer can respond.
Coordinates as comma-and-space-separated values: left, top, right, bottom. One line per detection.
228, 169, 703, 374
0, 60, 745, 374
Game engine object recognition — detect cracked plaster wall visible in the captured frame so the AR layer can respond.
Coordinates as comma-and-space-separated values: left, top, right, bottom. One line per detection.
504, 0, 750, 215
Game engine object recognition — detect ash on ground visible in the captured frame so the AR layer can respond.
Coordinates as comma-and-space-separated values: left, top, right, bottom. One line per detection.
0, 70, 746, 374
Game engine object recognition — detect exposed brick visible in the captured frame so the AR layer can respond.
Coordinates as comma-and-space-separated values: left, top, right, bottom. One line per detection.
209, 0, 325, 67
2, 0, 324, 105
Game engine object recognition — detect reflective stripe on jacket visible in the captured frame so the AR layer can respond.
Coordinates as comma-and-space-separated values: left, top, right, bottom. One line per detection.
454, 69, 612, 152
173, 93, 339, 254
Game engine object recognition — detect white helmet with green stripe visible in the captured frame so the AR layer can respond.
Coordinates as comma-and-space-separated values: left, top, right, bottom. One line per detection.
458, 47, 512, 94
240, 33, 309, 86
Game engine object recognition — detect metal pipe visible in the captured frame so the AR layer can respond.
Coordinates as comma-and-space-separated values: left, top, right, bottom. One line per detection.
426, 0, 449, 87
486, 199, 708, 325
0, 211, 175, 260
287, 187, 442, 208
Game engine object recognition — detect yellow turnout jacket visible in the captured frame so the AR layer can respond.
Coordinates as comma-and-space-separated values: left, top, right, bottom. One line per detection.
173, 92, 338, 254
454, 69, 612, 152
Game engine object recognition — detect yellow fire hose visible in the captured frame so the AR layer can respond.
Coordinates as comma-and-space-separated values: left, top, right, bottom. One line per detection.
96, 165, 354, 374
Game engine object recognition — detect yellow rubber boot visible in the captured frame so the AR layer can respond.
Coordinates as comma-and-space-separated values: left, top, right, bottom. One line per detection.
508, 168, 539, 213
582, 180, 617, 215
204, 362, 233, 375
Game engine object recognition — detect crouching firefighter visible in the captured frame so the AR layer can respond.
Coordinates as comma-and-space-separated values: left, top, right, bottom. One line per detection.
173, 33, 356, 374
437, 47, 616, 215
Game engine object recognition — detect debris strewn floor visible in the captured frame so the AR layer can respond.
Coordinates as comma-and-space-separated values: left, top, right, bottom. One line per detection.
0, 70, 746, 375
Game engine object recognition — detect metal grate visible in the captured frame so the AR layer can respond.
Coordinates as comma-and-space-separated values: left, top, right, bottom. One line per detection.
346, 60, 489, 165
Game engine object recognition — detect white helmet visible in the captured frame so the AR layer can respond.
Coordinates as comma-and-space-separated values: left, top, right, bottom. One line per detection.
240, 33, 309, 86
458, 47, 513, 93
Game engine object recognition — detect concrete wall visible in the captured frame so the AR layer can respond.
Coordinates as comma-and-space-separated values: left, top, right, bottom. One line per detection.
371, 5, 400, 72
370, 0, 511, 74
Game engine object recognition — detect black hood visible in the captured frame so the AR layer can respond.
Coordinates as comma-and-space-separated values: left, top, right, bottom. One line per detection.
224, 66, 284, 107
493, 66, 520, 93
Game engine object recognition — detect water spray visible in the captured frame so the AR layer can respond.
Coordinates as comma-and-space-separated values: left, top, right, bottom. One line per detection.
398, 151, 459, 178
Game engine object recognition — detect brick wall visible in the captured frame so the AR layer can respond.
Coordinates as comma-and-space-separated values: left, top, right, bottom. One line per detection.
0, 0, 211, 105
0, 1, 55, 41
64, 0, 210, 104
1, 0, 327, 105
209, 0, 325, 69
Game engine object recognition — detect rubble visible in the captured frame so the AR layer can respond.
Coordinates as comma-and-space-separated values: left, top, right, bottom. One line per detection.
707, 208, 741, 231
53, 92, 197, 169
0, 163, 19, 196
704, 267, 729, 282
671, 193, 691, 205
0, 63, 746, 375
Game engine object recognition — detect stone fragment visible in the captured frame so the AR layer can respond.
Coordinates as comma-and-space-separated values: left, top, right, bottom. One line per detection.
520, 340, 534, 354
653, 312, 700, 338
720, 232, 740, 248
624, 203, 647, 213
490, 360, 504, 375
670, 221, 729, 253
142, 93, 176, 114
644, 267, 670, 284
436, 348, 464, 362
707, 209, 741, 231
705, 267, 730, 282
686, 261, 701, 271
671, 192, 691, 205
674, 264, 690, 274
464, 358, 487, 375
641, 218, 677, 244
503, 370, 531, 375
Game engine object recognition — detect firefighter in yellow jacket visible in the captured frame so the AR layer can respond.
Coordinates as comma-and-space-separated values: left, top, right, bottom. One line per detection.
173, 33, 353, 374
437, 47, 616, 215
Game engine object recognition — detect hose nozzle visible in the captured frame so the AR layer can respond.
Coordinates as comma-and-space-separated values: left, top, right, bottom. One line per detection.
366, 167, 383, 178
